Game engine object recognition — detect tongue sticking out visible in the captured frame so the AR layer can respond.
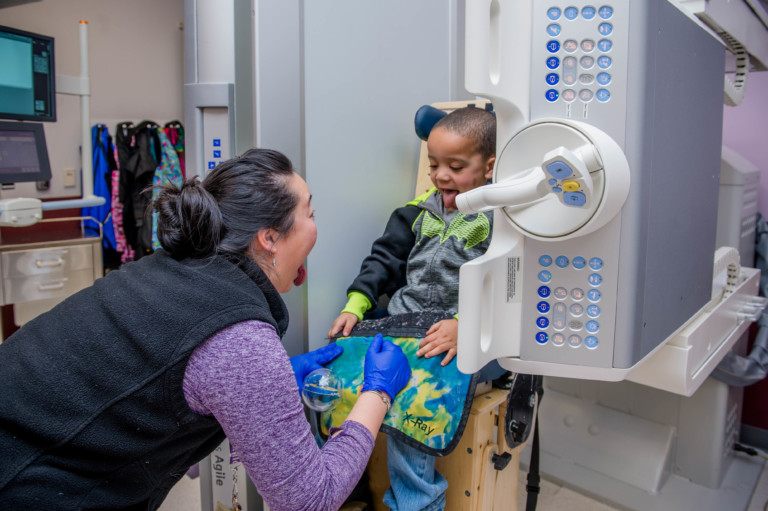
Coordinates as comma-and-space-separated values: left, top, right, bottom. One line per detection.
442, 189, 459, 210
294, 264, 307, 286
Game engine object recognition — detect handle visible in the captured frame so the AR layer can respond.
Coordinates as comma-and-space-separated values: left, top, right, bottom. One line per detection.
38, 280, 66, 291
35, 257, 64, 268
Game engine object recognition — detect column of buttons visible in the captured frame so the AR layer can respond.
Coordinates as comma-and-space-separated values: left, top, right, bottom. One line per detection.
534, 252, 606, 351
544, 4, 615, 104
583, 256, 603, 348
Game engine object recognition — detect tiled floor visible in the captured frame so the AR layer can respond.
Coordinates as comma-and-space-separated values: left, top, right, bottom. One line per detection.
160, 456, 768, 511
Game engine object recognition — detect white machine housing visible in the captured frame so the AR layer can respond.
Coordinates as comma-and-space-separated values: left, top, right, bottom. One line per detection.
457, 0, 729, 380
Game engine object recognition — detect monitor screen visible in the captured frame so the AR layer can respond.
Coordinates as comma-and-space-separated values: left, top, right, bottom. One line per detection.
0, 121, 52, 184
0, 25, 56, 122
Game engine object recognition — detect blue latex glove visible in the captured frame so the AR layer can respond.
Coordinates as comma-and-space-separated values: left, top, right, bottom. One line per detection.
361, 333, 411, 401
290, 343, 343, 392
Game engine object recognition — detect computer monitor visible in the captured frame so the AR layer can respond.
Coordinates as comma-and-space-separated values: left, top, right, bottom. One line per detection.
0, 25, 56, 122
0, 121, 52, 184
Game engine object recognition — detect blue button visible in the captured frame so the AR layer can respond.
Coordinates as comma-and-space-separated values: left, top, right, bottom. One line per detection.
598, 56, 612, 69
538, 270, 552, 283
563, 191, 587, 206
537, 317, 550, 329
596, 89, 611, 102
572, 256, 586, 269
587, 304, 601, 318
547, 56, 560, 69
585, 336, 599, 349
589, 257, 604, 270
539, 254, 553, 267
536, 332, 549, 344
586, 321, 600, 333
597, 72, 611, 85
598, 39, 613, 52
546, 89, 560, 102
547, 7, 562, 20
599, 5, 613, 19
546, 73, 560, 85
538, 286, 551, 298
588, 273, 603, 286
547, 24, 561, 37
545, 160, 573, 179
587, 289, 601, 302
547, 40, 561, 53
548, 178, 558, 186
552, 187, 563, 193
598, 22, 613, 36
208, 161, 216, 169
537, 301, 551, 313
564, 6, 578, 20
213, 150, 221, 158
556, 255, 569, 268
582, 6, 596, 19
213, 139, 221, 147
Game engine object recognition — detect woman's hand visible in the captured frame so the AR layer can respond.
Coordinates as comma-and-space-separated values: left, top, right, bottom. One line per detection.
289, 343, 343, 392
416, 318, 458, 366
361, 333, 411, 401
328, 312, 359, 338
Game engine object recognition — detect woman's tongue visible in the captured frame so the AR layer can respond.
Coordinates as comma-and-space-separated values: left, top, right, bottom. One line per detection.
442, 189, 459, 209
294, 264, 306, 286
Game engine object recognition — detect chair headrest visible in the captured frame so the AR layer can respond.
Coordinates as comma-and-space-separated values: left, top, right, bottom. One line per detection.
414, 105, 447, 142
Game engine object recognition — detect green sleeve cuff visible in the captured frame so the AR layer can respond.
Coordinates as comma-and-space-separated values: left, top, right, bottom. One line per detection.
453, 313, 459, 320
341, 292, 372, 322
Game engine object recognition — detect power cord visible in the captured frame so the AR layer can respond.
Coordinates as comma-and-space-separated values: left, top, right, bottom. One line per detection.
734, 442, 768, 461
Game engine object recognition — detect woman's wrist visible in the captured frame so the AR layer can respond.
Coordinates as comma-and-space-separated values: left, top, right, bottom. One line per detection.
362, 389, 391, 411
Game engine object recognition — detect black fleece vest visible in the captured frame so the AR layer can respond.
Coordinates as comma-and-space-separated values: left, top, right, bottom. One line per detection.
0, 250, 288, 510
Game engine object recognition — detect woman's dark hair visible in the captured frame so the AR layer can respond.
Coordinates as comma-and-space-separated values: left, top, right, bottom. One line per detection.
154, 148, 298, 261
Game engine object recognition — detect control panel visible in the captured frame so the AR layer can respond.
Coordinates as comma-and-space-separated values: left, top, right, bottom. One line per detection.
531, 1, 629, 146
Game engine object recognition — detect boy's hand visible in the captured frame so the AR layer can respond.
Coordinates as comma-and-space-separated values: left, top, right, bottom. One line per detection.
328, 312, 360, 338
416, 319, 458, 366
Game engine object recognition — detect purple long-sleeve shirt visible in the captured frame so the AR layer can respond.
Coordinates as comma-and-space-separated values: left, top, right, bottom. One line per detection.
183, 320, 374, 511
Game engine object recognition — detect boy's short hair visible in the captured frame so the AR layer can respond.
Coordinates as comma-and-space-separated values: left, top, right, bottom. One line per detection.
432, 107, 496, 160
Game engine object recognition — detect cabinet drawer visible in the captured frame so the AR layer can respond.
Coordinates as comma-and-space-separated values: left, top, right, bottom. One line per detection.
1, 245, 94, 278
3, 269, 94, 304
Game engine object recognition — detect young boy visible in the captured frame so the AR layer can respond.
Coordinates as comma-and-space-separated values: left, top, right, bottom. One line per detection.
328, 106, 497, 511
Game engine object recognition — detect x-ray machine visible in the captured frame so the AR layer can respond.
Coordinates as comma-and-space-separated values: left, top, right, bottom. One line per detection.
456, 0, 768, 509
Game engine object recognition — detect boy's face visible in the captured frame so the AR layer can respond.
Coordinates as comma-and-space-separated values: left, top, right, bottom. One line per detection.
427, 127, 495, 210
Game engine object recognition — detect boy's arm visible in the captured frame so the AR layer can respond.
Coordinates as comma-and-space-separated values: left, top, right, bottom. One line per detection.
346, 204, 421, 308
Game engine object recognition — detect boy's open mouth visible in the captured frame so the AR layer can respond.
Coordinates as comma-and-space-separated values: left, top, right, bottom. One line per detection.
441, 188, 459, 209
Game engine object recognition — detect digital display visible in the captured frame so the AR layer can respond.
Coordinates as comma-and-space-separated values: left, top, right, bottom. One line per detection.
0, 121, 52, 184
0, 25, 56, 122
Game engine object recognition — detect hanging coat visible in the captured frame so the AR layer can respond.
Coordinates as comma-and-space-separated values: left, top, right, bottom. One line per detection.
116, 121, 161, 259
82, 124, 117, 254
164, 120, 185, 178
151, 128, 183, 250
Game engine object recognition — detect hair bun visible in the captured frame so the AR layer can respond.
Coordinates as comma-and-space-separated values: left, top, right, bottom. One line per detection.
154, 177, 223, 259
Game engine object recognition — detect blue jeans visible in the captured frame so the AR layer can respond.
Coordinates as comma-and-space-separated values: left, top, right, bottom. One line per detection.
383, 360, 505, 510
383, 436, 447, 511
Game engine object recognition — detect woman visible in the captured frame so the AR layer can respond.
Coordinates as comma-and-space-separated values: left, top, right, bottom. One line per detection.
0, 149, 410, 510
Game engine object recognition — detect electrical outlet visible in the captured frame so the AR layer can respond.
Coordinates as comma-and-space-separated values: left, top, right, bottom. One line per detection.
63, 168, 76, 188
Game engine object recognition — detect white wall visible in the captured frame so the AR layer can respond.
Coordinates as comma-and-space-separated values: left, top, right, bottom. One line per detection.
0, 0, 184, 199
300, 0, 469, 350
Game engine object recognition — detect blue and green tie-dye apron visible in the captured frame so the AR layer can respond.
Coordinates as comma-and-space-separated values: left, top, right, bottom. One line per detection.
320, 311, 478, 456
